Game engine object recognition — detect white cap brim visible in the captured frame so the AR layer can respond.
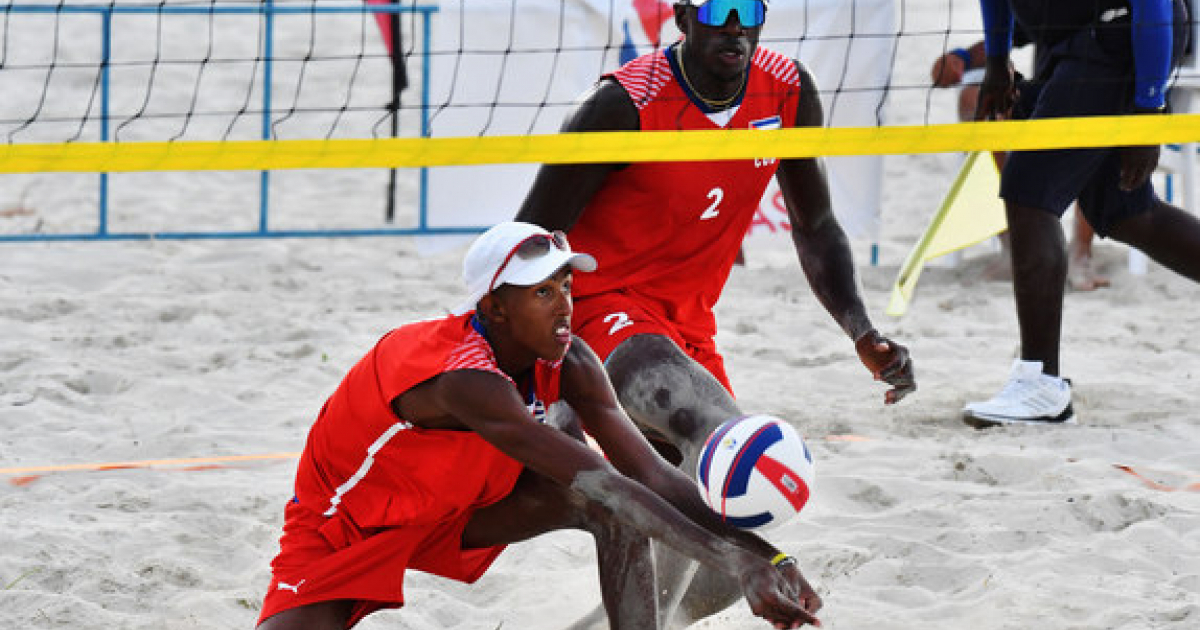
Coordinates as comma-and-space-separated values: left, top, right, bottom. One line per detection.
450, 250, 596, 315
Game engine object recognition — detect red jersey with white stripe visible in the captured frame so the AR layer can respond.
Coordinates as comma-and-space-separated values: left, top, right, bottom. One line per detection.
293, 312, 563, 534
260, 314, 566, 624
568, 44, 801, 344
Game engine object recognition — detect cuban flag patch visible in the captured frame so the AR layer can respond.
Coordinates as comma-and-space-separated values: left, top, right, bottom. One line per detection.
750, 115, 782, 130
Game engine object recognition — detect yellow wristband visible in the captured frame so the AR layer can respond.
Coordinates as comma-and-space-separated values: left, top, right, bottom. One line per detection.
770, 552, 793, 567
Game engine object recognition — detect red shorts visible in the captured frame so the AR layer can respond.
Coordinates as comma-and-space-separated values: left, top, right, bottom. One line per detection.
572, 292, 732, 393
258, 499, 506, 627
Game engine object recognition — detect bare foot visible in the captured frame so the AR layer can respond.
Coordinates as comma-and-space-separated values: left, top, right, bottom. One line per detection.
1067, 251, 1110, 291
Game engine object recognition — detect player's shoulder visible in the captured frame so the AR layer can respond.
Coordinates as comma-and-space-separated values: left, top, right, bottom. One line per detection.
752, 46, 802, 86
556, 336, 623, 409
609, 48, 675, 110
613, 47, 671, 79
558, 336, 612, 388
565, 76, 640, 132
562, 336, 605, 374
593, 76, 638, 108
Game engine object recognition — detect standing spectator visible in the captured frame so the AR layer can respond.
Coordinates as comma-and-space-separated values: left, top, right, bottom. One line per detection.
964, 0, 1199, 427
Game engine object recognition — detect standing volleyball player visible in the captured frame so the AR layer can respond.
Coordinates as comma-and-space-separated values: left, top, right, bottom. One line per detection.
964, 0, 1200, 427
255, 222, 821, 630
517, 0, 915, 625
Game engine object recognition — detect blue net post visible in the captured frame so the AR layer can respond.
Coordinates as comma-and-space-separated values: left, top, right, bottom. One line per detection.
98, 8, 112, 236
259, 0, 275, 234
418, 5, 432, 232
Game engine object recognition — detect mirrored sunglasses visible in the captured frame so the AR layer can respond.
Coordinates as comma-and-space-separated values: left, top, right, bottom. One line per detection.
489, 230, 571, 292
695, 0, 766, 28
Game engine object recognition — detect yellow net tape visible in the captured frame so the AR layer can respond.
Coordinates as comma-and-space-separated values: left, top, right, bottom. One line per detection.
1, 114, 1197, 173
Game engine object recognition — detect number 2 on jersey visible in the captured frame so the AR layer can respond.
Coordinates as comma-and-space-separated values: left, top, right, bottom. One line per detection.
700, 187, 723, 220
603, 312, 634, 336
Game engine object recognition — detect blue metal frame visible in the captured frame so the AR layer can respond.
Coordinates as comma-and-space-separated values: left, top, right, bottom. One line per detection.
0, 2, 455, 242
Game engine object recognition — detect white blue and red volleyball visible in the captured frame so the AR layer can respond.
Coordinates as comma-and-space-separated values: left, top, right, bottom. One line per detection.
695, 414, 815, 531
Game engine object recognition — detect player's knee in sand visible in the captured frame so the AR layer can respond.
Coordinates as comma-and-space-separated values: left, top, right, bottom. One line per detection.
605, 334, 742, 468
600, 334, 783, 628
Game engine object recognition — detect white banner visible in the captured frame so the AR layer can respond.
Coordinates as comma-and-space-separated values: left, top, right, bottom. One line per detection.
425, 0, 895, 246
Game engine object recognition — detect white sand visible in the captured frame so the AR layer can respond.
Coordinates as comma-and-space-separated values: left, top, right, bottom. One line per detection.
2, 0, 1199, 628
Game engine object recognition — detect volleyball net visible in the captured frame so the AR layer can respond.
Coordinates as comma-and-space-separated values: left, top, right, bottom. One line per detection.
1, 0, 1198, 241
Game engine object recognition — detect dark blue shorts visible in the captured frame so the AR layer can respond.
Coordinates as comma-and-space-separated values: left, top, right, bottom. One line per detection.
1000, 27, 1159, 237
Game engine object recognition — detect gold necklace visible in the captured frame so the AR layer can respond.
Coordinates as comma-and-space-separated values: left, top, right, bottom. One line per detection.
674, 45, 746, 110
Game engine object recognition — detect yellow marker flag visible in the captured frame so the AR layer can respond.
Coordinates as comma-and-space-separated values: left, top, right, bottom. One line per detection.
886, 151, 1008, 316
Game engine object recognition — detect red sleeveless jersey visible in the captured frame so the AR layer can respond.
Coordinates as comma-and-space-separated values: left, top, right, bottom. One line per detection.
568, 44, 801, 343
294, 312, 563, 533
260, 314, 566, 623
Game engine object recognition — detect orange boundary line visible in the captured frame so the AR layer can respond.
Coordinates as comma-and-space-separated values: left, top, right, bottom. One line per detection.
2, 439, 875, 477
1112, 464, 1200, 492
0, 452, 300, 475
6, 450, 1195, 494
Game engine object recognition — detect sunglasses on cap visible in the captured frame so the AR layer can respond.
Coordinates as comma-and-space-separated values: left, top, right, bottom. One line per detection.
488, 230, 572, 293
691, 0, 766, 29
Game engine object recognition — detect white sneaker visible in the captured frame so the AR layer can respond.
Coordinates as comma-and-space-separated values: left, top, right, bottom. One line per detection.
962, 360, 1076, 428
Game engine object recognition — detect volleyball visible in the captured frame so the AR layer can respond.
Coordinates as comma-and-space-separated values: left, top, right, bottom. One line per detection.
696, 415, 815, 531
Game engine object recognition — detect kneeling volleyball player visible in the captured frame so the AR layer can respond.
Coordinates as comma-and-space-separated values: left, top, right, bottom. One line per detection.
255, 221, 822, 630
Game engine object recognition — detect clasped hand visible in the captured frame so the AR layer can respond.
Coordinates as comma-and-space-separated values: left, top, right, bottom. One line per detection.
854, 329, 916, 404
739, 555, 823, 628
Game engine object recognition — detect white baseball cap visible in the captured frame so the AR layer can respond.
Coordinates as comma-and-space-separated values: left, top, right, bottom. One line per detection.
451, 221, 597, 316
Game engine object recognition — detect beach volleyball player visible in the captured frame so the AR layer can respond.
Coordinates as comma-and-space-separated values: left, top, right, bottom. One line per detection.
255, 222, 822, 630
517, 0, 914, 625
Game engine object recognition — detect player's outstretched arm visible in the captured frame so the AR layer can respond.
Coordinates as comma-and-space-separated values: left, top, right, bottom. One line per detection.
776, 63, 916, 404
517, 79, 639, 232
432, 362, 820, 627
557, 340, 824, 627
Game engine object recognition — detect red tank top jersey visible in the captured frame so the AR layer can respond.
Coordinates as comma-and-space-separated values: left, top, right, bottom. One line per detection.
293, 313, 563, 537
260, 314, 566, 624
568, 44, 801, 343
